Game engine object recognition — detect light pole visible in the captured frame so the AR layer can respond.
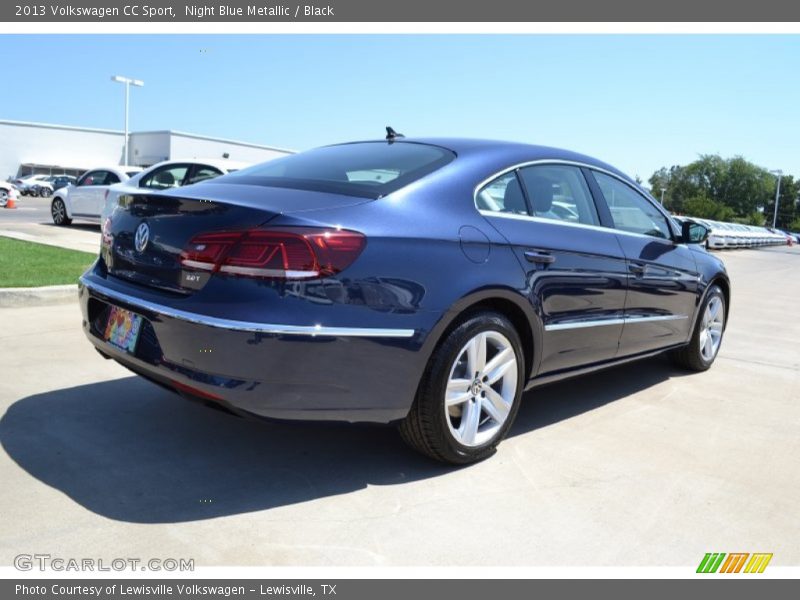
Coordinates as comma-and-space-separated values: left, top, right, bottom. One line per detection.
660, 187, 666, 206
769, 169, 783, 228
111, 75, 144, 166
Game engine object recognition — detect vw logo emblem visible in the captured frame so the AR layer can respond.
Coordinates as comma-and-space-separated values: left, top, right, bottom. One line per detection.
134, 222, 150, 253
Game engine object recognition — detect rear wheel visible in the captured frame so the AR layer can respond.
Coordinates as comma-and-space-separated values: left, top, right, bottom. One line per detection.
399, 311, 524, 464
51, 198, 71, 226
670, 285, 725, 371
0, 189, 7, 207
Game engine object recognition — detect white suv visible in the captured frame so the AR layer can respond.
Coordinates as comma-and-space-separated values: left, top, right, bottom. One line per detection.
51, 166, 142, 226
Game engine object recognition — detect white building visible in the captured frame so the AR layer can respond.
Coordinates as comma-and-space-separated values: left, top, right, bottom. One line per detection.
0, 119, 293, 180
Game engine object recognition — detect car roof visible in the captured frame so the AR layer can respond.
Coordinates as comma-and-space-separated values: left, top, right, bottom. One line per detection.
83, 166, 142, 174
139, 158, 252, 173
337, 137, 636, 184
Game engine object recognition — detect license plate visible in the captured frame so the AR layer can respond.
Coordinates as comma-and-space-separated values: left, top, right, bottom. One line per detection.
104, 306, 143, 354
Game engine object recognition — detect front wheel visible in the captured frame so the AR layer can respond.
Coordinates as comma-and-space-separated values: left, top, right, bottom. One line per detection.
51, 198, 71, 226
399, 311, 524, 464
670, 285, 725, 371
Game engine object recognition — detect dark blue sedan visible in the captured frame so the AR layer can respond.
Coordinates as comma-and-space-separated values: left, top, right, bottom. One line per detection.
79, 136, 729, 464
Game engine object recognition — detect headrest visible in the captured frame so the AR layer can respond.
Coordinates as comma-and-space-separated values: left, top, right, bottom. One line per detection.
526, 175, 554, 213
155, 171, 175, 186
503, 178, 528, 214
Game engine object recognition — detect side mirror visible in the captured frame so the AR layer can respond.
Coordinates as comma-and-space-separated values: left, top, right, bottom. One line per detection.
681, 220, 709, 245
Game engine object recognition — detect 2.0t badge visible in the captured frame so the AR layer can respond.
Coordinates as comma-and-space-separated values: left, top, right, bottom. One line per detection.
134, 222, 150, 253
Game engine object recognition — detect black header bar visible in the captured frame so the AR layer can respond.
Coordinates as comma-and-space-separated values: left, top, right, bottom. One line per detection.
4, 0, 800, 22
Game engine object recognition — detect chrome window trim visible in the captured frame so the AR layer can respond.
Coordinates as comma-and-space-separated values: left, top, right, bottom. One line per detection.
474, 158, 679, 241
545, 314, 688, 332
80, 276, 416, 339
477, 209, 667, 241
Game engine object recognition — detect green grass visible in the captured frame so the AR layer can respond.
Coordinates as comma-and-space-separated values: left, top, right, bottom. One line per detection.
0, 236, 96, 287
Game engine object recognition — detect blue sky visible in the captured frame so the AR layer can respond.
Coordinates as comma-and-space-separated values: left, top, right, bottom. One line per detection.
2, 34, 799, 181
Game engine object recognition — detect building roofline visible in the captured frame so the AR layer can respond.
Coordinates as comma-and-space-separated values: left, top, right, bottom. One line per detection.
132, 129, 295, 154
0, 119, 294, 154
0, 119, 122, 135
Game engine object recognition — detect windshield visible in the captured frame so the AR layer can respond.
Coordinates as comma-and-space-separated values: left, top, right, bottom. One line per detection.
224, 142, 456, 198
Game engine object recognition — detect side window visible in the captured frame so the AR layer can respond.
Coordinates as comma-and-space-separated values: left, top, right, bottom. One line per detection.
140, 165, 190, 190
518, 165, 599, 226
105, 172, 121, 185
592, 171, 672, 239
78, 171, 104, 186
476, 172, 528, 215
185, 165, 223, 186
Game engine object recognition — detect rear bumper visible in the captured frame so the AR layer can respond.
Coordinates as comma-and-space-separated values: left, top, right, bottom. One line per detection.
79, 274, 428, 424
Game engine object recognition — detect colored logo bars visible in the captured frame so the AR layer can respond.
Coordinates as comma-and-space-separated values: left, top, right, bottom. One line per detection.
697, 553, 773, 573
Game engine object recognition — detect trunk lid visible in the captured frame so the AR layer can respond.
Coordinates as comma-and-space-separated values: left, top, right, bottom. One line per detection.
104, 184, 371, 294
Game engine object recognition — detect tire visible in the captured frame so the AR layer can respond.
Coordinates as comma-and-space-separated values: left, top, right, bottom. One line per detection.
51, 198, 72, 226
399, 311, 525, 464
0, 190, 7, 207
41, 187, 52, 198
670, 285, 725, 371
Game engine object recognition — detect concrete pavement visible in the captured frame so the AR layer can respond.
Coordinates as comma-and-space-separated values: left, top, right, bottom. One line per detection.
0, 246, 798, 567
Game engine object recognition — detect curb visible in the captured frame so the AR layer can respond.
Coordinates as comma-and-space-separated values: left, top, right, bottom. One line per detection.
0, 284, 78, 308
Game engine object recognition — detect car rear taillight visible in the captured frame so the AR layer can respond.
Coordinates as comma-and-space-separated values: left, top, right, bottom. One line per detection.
180, 227, 366, 280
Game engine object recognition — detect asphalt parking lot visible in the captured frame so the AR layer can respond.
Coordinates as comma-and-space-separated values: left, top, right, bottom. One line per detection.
0, 195, 100, 253
0, 245, 798, 567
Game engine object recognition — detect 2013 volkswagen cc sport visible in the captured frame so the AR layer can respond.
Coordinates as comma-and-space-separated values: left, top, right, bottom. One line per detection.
80, 136, 729, 464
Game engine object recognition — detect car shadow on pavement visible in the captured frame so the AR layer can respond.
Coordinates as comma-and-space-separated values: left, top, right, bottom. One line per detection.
39, 222, 100, 231
511, 354, 686, 434
1, 355, 682, 524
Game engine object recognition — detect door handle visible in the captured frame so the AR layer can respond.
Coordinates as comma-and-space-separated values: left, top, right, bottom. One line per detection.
629, 262, 646, 276
524, 250, 556, 265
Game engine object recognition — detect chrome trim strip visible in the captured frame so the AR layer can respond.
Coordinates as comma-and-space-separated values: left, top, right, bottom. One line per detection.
624, 314, 689, 325
546, 317, 626, 331
545, 314, 688, 332
477, 209, 666, 241
80, 276, 416, 338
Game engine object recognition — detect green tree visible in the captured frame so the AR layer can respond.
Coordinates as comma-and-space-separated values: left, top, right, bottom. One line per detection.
763, 175, 798, 229
745, 211, 765, 226
649, 155, 788, 223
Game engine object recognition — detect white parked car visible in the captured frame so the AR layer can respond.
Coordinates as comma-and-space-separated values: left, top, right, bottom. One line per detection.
699, 220, 727, 250
0, 181, 20, 207
51, 166, 142, 226
100, 159, 250, 223
14, 174, 53, 196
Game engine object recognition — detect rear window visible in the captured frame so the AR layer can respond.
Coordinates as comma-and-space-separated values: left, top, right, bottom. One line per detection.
224, 142, 456, 198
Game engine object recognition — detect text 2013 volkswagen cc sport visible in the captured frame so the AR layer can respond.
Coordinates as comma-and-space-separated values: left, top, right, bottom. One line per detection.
79, 135, 729, 464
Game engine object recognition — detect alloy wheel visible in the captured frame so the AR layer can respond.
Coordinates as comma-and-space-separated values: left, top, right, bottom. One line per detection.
699, 296, 724, 361
444, 330, 518, 447
52, 200, 65, 224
